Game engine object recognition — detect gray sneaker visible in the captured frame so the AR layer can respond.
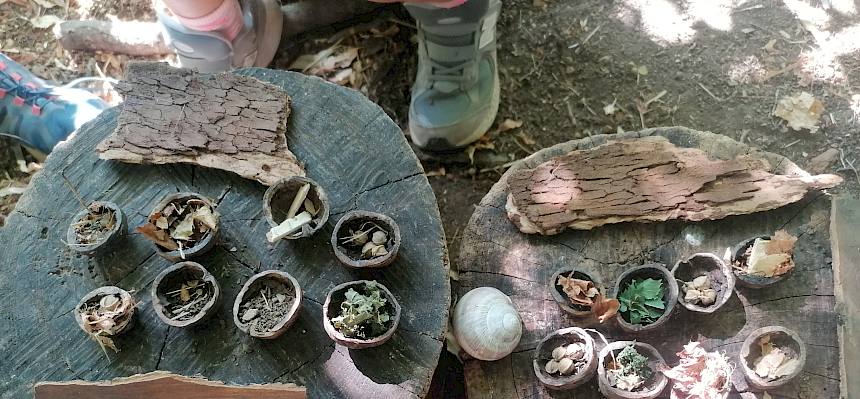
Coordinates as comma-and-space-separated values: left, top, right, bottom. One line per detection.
405, 0, 501, 151
157, 0, 282, 73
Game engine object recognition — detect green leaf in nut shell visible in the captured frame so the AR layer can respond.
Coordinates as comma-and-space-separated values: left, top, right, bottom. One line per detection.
331, 281, 391, 339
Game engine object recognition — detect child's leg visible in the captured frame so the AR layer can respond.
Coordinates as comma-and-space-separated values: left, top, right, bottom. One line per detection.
161, 0, 244, 40
156, 0, 282, 72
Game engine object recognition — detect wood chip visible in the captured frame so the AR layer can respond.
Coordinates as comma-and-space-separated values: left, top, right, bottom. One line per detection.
266, 212, 312, 242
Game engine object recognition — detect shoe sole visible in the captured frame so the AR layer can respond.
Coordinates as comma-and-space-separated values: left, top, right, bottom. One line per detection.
252, 0, 283, 67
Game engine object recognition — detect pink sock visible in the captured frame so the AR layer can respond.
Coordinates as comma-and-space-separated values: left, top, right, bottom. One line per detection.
174, 0, 244, 41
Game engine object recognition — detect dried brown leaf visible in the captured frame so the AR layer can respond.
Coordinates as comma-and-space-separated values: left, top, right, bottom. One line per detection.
557, 275, 597, 305
592, 294, 620, 323
136, 223, 178, 250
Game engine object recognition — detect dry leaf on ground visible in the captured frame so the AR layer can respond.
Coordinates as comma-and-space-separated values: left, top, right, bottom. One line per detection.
29, 15, 62, 29
773, 92, 825, 133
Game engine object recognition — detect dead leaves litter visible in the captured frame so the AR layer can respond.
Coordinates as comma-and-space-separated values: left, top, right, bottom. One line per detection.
773, 92, 825, 133
753, 335, 801, 381
137, 198, 218, 255
662, 341, 733, 399
734, 230, 797, 278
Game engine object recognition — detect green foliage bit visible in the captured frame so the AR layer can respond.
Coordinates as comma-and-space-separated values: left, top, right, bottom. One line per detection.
616, 344, 653, 381
330, 281, 391, 339
618, 278, 665, 325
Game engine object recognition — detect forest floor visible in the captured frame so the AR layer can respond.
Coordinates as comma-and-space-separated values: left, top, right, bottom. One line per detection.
2, 0, 860, 397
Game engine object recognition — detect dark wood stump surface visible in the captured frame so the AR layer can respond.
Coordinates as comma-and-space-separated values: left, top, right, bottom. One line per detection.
0, 69, 449, 399
458, 127, 840, 399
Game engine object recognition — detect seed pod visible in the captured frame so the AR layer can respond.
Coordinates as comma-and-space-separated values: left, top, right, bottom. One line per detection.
372, 231, 387, 245
552, 346, 566, 361
558, 357, 576, 375
373, 245, 389, 257
545, 359, 560, 374
361, 242, 376, 257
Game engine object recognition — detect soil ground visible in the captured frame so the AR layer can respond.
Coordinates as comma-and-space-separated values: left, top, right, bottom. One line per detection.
2, 0, 860, 397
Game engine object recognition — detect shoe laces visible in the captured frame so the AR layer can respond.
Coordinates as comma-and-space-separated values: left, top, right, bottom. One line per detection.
428, 59, 474, 84
0, 72, 54, 108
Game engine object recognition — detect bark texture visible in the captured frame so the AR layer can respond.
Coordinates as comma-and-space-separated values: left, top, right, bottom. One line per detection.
460, 127, 840, 399
1, 69, 447, 399
55, 21, 171, 56
96, 62, 304, 186
35, 371, 306, 399
506, 136, 842, 234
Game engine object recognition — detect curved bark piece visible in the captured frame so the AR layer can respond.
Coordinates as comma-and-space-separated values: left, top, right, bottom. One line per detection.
96, 62, 304, 186
505, 136, 842, 234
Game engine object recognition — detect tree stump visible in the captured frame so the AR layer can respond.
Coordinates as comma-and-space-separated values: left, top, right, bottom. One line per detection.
0, 69, 449, 399
459, 127, 840, 399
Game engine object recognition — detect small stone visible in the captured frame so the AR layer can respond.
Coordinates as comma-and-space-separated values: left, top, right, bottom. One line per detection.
566, 343, 585, 360
276, 294, 287, 303
552, 346, 566, 361
545, 359, 560, 374
685, 289, 702, 302
558, 358, 575, 375
372, 231, 387, 245
242, 308, 259, 322
701, 289, 717, 306
692, 275, 711, 289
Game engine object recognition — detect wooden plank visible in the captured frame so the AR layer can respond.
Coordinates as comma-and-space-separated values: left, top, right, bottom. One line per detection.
35, 371, 306, 399
832, 195, 860, 399
458, 127, 841, 399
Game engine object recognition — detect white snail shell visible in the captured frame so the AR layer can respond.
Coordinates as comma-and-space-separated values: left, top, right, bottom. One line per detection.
452, 287, 523, 361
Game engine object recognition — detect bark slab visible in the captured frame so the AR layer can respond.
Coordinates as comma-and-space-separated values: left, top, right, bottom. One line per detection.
506, 136, 842, 234
97, 62, 304, 186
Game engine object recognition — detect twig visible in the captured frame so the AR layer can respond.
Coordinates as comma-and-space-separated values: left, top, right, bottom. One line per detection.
581, 23, 604, 45
261, 289, 271, 310
60, 173, 88, 210
580, 98, 597, 116
566, 101, 577, 126
169, 295, 206, 320
762, 62, 799, 82
839, 149, 860, 186
734, 4, 764, 12
697, 83, 724, 102
782, 139, 801, 149
513, 137, 534, 155
479, 159, 521, 174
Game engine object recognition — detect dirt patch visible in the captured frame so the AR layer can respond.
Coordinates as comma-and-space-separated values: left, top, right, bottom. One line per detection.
238, 280, 295, 334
